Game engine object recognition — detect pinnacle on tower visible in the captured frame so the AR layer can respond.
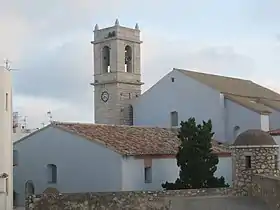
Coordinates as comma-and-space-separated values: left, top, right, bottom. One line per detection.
135, 23, 139, 30
94, 24, 99, 31
115, 19, 120, 26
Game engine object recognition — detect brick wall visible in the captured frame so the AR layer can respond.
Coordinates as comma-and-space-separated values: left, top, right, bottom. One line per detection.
26, 188, 235, 210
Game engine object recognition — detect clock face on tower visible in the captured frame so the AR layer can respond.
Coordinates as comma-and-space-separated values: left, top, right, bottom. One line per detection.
101, 91, 109, 102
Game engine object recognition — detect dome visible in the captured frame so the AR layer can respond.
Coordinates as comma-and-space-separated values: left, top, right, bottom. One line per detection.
233, 129, 276, 146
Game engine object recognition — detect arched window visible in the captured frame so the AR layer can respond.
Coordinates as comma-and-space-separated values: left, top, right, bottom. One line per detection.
102, 46, 110, 73
47, 164, 57, 183
128, 105, 133, 125
125, 45, 132, 73
233, 126, 241, 139
25, 180, 35, 197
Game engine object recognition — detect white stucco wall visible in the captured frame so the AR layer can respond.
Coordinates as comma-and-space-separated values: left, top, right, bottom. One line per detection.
260, 114, 270, 131
224, 99, 261, 143
122, 157, 179, 191
122, 156, 232, 191
0, 66, 13, 210
13, 126, 123, 206
132, 70, 227, 142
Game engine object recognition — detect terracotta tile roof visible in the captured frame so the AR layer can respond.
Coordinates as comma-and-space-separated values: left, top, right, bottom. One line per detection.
53, 122, 230, 156
268, 129, 280, 136
175, 68, 280, 113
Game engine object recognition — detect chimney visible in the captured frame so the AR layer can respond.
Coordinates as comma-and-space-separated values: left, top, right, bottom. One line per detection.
260, 114, 269, 131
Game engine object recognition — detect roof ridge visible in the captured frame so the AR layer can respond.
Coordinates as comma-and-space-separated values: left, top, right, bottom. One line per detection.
53, 121, 175, 130
223, 92, 280, 101
174, 68, 251, 82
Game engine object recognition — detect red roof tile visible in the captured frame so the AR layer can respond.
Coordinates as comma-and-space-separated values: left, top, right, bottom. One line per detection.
268, 129, 280, 136
53, 122, 230, 156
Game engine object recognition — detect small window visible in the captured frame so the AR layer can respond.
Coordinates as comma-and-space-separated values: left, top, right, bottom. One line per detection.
275, 155, 278, 170
47, 164, 57, 183
5, 93, 8, 111
170, 111, 178, 127
144, 167, 152, 183
171, 77, 175, 82
13, 150, 18, 166
245, 156, 251, 169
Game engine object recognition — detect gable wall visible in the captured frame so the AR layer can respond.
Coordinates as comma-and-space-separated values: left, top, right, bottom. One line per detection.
121, 156, 232, 191
13, 127, 123, 206
224, 99, 261, 143
132, 70, 227, 142
269, 109, 280, 131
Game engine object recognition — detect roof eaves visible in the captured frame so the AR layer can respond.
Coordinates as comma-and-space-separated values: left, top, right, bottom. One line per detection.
224, 94, 272, 114
13, 124, 52, 145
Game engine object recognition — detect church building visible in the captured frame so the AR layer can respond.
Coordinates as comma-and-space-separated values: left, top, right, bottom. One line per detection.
12, 19, 280, 207
91, 20, 280, 144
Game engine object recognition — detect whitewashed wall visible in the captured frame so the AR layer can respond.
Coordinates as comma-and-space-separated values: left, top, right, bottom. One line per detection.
121, 156, 232, 191
0, 66, 13, 210
260, 114, 270, 131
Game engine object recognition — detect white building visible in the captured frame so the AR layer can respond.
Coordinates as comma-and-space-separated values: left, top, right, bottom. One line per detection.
13, 122, 232, 206
91, 20, 280, 144
0, 66, 13, 210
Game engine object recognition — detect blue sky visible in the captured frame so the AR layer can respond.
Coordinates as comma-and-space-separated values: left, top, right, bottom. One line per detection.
1, 0, 280, 128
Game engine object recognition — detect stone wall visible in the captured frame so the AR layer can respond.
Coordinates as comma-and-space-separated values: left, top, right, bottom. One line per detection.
251, 174, 280, 210
26, 188, 236, 210
232, 146, 278, 194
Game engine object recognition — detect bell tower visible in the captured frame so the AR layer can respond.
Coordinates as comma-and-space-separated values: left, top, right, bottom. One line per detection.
91, 19, 143, 125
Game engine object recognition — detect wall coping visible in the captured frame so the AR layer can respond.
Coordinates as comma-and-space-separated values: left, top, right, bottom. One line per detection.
253, 174, 280, 181
229, 145, 279, 149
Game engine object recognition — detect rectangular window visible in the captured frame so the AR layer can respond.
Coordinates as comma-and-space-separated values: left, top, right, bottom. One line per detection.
5, 93, 8, 111
47, 164, 57, 183
245, 156, 251, 169
171, 77, 175, 82
144, 167, 152, 183
170, 111, 178, 126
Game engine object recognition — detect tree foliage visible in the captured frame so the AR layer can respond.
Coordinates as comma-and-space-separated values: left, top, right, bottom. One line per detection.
162, 117, 229, 190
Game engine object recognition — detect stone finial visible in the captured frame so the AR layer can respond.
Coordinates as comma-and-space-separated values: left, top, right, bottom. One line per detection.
135, 23, 139, 30
115, 19, 119, 26
94, 24, 99, 31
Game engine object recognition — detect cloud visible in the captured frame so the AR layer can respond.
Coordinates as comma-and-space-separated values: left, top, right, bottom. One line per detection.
1, 0, 279, 127
141, 33, 256, 91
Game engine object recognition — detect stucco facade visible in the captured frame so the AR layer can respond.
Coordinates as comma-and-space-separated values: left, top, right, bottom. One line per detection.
132, 69, 273, 143
13, 126, 123, 206
122, 155, 232, 191
0, 66, 13, 210
13, 125, 233, 206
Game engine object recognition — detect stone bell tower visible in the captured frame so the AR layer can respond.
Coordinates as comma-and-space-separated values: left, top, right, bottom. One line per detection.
91, 19, 143, 125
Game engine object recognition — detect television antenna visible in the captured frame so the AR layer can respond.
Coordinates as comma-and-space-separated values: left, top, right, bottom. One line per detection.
47, 111, 53, 123
2, 58, 20, 71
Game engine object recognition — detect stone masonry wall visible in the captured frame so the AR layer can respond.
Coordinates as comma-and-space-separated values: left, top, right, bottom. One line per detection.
251, 174, 280, 210
26, 188, 236, 210
232, 146, 278, 194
